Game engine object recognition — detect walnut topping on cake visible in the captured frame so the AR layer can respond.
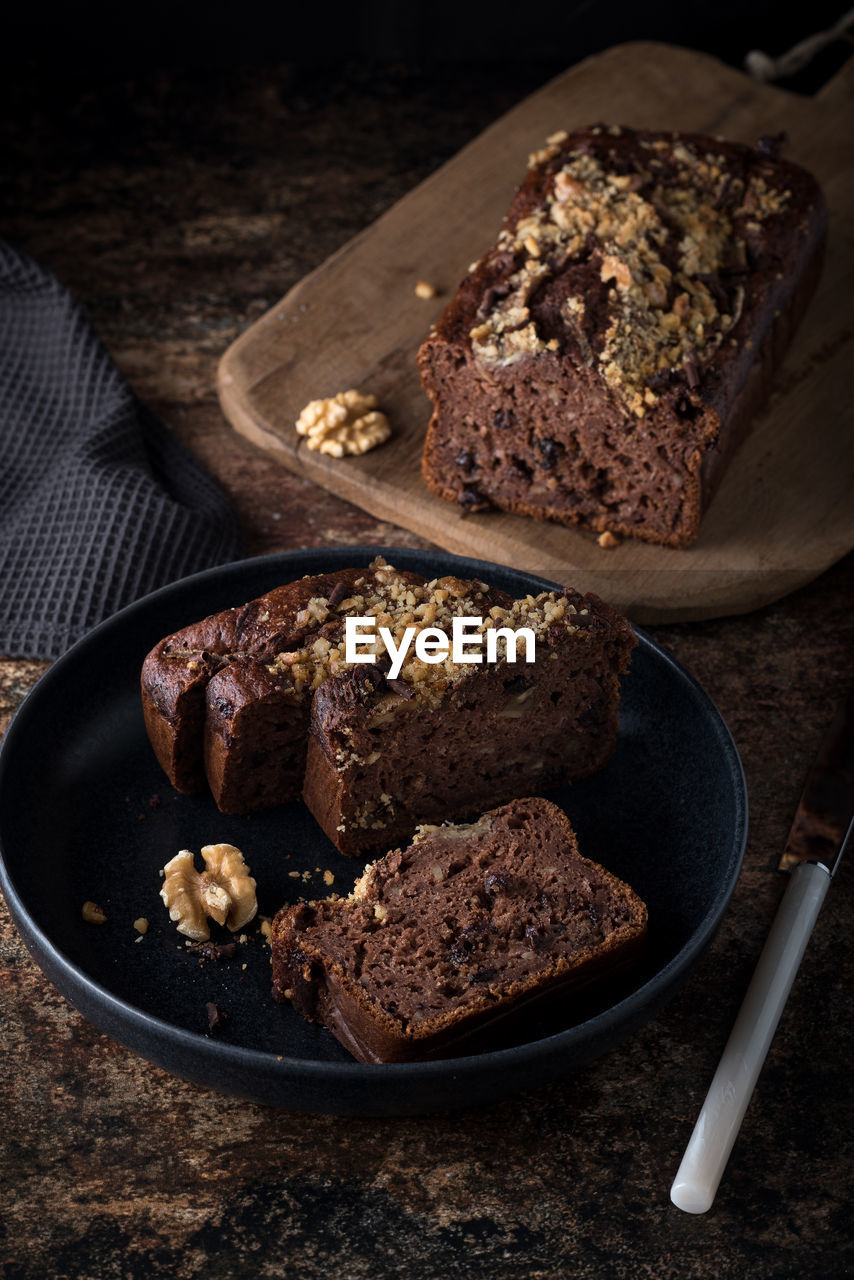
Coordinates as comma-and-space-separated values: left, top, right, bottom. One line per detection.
528, 129, 569, 167
469, 129, 791, 415
265, 558, 579, 710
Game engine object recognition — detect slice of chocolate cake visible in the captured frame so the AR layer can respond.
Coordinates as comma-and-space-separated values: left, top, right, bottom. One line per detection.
272, 797, 648, 1063
141, 561, 430, 800
203, 567, 511, 814
302, 585, 634, 854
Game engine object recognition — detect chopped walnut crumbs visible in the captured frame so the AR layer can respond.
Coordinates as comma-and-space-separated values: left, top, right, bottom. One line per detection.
265, 560, 580, 712
470, 132, 791, 414
597, 530, 621, 549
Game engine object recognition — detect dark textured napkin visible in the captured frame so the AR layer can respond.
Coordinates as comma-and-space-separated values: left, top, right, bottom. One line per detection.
0, 240, 245, 660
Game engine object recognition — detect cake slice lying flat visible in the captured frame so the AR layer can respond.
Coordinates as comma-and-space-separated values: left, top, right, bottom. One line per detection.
272, 797, 647, 1063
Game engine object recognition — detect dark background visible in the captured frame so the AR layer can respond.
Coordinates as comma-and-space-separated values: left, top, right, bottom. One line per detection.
3, 2, 852, 84
1, 2, 850, 71
4, 3, 849, 225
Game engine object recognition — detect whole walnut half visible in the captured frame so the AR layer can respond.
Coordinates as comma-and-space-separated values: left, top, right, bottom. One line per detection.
160, 844, 258, 941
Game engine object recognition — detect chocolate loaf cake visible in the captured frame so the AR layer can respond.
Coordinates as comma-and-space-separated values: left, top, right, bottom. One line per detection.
303, 583, 634, 854
204, 567, 511, 815
142, 560, 635, 845
141, 562, 428, 801
419, 125, 827, 547
272, 797, 648, 1063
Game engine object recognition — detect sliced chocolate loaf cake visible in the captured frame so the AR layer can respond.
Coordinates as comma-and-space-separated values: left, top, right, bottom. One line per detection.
303, 583, 634, 854
272, 797, 648, 1063
419, 125, 827, 547
142, 560, 635, 843
203, 566, 510, 814
141, 562, 428, 800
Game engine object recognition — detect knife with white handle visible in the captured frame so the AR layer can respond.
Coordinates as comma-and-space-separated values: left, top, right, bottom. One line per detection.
670, 690, 854, 1215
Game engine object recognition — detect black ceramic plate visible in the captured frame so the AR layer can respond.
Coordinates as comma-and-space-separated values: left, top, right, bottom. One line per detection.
0, 547, 747, 1115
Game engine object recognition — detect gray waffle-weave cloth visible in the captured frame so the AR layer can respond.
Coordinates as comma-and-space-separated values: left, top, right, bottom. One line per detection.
0, 239, 244, 659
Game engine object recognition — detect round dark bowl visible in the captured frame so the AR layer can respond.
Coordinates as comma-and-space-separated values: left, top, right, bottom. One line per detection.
0, 547, 747, 1114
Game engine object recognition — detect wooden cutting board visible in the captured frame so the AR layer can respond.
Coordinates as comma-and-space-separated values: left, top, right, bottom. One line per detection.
217, 43, 854, 623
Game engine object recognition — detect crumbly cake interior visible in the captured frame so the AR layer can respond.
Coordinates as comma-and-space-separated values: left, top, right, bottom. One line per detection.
297, 561, 635, 853
314, 630, 620, 847
281, 799, 645, 1030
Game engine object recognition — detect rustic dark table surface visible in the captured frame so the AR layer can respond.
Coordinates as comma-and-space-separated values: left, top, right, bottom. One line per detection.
1, 51, 852, 1280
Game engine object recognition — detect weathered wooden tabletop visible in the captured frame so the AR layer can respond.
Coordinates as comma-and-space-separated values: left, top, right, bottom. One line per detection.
1, 55, 852, 1279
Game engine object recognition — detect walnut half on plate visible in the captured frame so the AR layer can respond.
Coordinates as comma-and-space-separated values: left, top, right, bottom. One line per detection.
160, 844, 257, 941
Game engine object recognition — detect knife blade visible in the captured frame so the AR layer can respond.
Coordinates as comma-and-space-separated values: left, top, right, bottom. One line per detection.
779, 687, 854, 873
670, 689, 854, 1215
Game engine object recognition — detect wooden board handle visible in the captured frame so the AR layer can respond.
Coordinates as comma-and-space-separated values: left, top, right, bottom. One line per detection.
816, 52, 854, 105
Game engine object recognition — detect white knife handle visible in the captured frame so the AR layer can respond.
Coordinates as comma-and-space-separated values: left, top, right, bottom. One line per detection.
670, 860, 831, 1214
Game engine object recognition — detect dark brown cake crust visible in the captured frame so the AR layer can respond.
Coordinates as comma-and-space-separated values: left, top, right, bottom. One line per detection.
418, 125, 827, 547
202, 568, 510, 815
303, 586, 634, 854
141, 565, 426, 798
271, 797, 648, 1063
